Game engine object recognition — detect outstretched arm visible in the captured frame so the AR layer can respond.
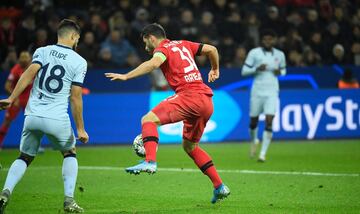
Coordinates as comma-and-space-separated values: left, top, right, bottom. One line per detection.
105, 55, 164, 81
0, 63, 40, 110
200, 44, 219, 82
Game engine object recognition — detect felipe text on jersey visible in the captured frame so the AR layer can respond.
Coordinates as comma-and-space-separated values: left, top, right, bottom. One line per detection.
50, 50, 67, 60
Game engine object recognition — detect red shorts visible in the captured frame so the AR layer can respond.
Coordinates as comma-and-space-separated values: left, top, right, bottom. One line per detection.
5, 99, 27, 120
152, 92, 213, 142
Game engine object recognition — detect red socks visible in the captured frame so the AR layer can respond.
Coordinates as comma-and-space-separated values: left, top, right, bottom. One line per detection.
142, 122, 158, 162
189, 146, 223, 188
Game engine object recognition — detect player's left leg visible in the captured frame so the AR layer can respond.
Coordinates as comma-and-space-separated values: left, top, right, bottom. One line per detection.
183, 139, 230, 203
182, 94, 230, 203
258, 96, 277, 162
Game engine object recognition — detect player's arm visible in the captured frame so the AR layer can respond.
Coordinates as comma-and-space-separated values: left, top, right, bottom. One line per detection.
105, 54, 165, 81
242, 50, 267, 76
70, 85, 89, 144
274, 52, 287, 76
0, 63, 40, 110
4, 80, 13, 95
200, 44, 220, 82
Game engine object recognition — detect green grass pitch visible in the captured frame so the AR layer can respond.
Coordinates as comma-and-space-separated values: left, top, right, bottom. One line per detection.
0, 140, 359, 213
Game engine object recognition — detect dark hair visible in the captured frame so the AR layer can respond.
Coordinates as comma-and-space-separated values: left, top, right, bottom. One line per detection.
141, 23, 166, 39
57, 19, 81, 38
261, 29, 277, 38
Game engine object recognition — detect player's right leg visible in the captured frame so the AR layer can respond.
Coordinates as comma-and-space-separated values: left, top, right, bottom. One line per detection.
249, 117, 260, 158
125, 111, 160, 175
61, 149, 83, 213
43, 118, 83, 213
0, 152, 35, 214
249, 95, 263, 158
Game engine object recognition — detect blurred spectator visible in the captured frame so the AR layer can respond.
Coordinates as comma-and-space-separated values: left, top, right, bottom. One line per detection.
219, 34, 236, 67
220, 10, 245, 45
95, 47, 118, 69
130, 8, 150, 60
281, 29, 303, 54
83, 13, 108, 43
337, 68, 359, 89
108, 11, 129, 35
0, 18, 16, 61
308, 31, 327, 59
77, 31, 99, 68
242, 0, 267, 20
232, 46, 247, 68
15, 15, 36, 52
288, 50, 304, 66
244, 13, 260, 48
302, 46, 322, 66
100, 29, 140, 68
156, 12, 180, 39
286, 11, 303, 29
131, 8, 150, 35
211, 0, 229, 24
46, 15, 60, 44
198, 11, 218, 45
331, 44, 351, 65
300, 9, 321, 41
178, 9, 199, 41
263, 6, 286, 36
1, 47, 17, 71
28, 28, 48, 54
351, 42, 360, 66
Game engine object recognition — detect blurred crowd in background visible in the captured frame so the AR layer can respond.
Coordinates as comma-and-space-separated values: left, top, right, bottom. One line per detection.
1, 0, 360, 71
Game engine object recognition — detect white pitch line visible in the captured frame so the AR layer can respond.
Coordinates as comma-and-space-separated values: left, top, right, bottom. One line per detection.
1, 166, 358, 177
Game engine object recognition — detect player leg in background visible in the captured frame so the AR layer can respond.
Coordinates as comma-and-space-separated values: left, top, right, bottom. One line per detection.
249, 117, 260, 158
258, 96, 277, 162
0, 152, 34, 213
0, 104, 21, 149
258, 115, 274, 162
249, 95, 263, 158
125, 111, 160, 174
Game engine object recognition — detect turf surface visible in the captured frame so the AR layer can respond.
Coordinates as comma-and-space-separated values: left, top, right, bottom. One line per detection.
0, 140, 359, 213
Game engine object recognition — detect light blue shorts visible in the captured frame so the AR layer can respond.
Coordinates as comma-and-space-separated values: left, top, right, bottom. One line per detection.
250, 95, 278, 117
20, 116, 76, 156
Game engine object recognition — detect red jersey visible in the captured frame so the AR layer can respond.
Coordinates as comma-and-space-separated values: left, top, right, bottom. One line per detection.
7, 64, 32, 101
153, 39, 213, 95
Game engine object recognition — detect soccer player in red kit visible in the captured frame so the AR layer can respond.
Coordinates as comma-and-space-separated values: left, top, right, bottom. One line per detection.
0, 51, 32, 149
105, 23, 230, 203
